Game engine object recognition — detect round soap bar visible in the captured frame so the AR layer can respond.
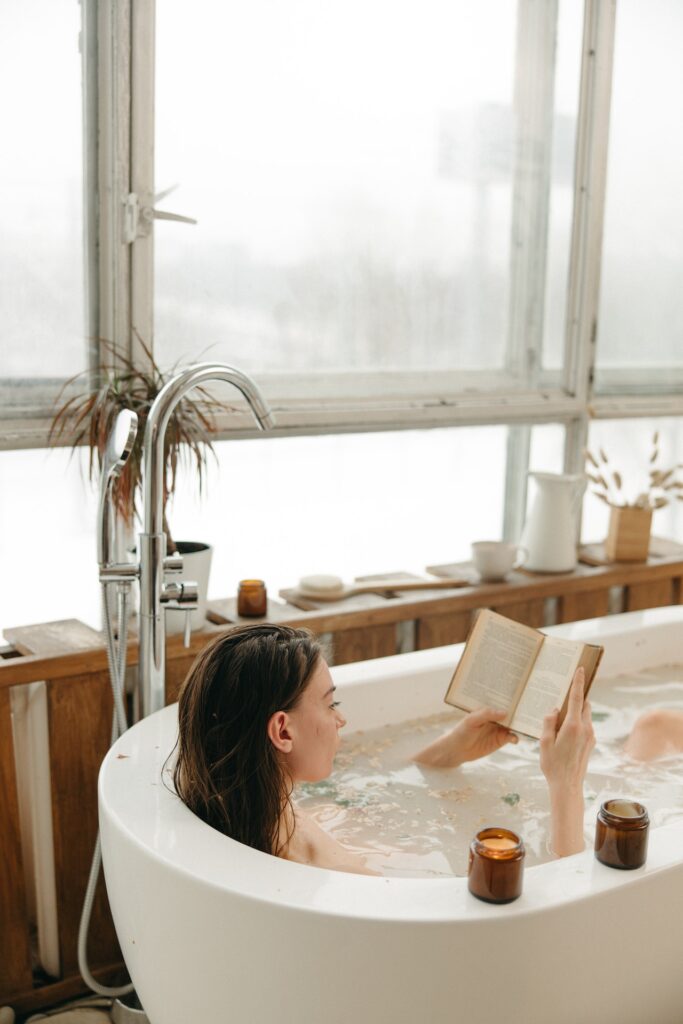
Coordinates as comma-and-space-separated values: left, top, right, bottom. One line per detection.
298, 574, 344, 596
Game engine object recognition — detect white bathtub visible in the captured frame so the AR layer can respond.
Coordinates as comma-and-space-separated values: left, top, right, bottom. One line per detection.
99, 607, 683, 1024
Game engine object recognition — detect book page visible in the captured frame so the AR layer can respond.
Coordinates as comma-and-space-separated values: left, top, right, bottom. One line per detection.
510, 636, 582, 738
445, 610, 543, 724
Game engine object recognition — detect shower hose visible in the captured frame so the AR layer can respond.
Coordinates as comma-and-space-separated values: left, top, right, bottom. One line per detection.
77, 581, 134, 998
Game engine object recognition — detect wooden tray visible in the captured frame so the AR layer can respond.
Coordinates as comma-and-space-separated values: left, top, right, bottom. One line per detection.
579, 535, 683, 567
279, 571, 468, 612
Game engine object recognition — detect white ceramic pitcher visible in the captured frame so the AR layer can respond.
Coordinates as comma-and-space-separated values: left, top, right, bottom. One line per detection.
520, 472, 586, 573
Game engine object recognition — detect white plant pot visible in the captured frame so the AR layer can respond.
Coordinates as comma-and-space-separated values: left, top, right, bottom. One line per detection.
165, 541, 213, 634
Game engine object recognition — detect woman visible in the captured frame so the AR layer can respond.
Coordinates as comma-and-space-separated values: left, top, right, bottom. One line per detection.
623, 709, 683, 761
173, 623, 595, 874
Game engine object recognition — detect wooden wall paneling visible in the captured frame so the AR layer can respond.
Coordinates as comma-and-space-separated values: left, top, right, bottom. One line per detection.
46, 671, 122, 977
490, 599, 545, 627
331, 625, 397, 666
624, 579, 674, 612
0, 687, 34, 999
558, 589, 611, 623
415, 611, 472, 650
673, 576, 683, 605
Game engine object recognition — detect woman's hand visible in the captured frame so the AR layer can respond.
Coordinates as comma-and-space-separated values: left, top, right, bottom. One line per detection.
540, 667, 595, 790
412, 707, 518, 768
540, 666, 595, 856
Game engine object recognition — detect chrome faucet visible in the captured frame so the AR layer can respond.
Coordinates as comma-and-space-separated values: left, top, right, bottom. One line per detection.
137, 363, 274, 720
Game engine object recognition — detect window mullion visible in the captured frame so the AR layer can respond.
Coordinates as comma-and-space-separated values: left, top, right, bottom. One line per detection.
97, 0, 132, 370
503, 0, 559, 540
130, 0, 156, 370
505, 0, 558, 386
563, 0, 617, 404
562, 0, 617, 541
82, 0, 100, 383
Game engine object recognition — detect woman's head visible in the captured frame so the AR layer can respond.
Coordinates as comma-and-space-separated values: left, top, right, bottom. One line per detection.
172, 623, 345, 855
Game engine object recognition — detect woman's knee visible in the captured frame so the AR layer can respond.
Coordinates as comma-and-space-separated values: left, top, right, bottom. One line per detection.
624, 709, 683, 761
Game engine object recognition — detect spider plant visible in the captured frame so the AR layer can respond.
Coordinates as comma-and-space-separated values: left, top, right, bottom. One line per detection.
49, 338, 229, 552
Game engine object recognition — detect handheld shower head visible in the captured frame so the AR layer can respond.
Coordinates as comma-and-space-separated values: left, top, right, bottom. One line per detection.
98, 410, 139, 568
103, 409, 139, 485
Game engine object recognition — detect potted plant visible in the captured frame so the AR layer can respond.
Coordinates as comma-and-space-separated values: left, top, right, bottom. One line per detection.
49, 339, 229, 629
585, 432, 683, 562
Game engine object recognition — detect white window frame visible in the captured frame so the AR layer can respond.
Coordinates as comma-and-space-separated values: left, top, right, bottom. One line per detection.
2, 0, 681, 537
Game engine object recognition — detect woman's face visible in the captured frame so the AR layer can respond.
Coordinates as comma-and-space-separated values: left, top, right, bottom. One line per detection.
277, 657, 346, 783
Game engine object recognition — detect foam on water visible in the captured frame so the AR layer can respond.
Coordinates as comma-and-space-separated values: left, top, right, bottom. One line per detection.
296, 663, 683, 878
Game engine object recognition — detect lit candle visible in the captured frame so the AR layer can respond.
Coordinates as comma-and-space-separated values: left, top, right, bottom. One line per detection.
479, 836, 519, 851
468, 827, 525, 904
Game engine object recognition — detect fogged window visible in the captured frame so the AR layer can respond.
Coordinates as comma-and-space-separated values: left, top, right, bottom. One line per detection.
0, 427, 507, 630
582, 418, 683, 542
155, 1, 582, 378
165, 426, 507, 597
0, 1, 85, 397
596, 0, 683, 375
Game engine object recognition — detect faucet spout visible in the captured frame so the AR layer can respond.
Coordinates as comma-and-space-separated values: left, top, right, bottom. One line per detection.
138, 363, 274, 720
142, 363, 274, 536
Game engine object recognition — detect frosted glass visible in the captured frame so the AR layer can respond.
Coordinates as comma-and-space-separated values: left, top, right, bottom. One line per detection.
597, 0, 683, 371
582, 418, 683, 543
0, 2, 85, 386
154, 1, 519, 374
166, 427, 507, 598
0, 448, 100, 634
0, 428, 506, 632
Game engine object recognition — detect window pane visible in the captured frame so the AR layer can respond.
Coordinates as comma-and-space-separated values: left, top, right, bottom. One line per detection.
0, 1, 85, 396
0, 448, 100, 633
155, 1, 579, 382
529, 423, 566, 475
153, 427, 507, 597
596, 0, 683, 376
1, 428, 506, 632
582, 418, 683, 544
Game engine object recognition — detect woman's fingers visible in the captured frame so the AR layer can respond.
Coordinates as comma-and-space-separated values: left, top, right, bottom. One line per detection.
541, 709, 559, 748
467, 706, 508, 727
565, 667, 586, 724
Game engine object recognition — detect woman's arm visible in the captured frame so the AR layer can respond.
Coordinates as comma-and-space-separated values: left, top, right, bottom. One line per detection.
539, 667, 595, 857
411, 706, 518, 768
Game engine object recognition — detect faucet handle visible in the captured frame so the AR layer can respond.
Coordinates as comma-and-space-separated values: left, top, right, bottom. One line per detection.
160, 580, 198, 607
163, 554, 184, 575
161, 580, 198, 647
99, 562, 139, 584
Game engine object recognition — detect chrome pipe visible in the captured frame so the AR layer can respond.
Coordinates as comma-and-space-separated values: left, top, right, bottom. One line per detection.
138, 364, 274, 720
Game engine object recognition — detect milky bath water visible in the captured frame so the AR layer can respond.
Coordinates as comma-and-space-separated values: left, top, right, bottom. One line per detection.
296, 663, 683, 877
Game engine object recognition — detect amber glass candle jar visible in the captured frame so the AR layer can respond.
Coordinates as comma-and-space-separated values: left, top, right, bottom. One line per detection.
467, 827, 525, 904
594, 799, 649, 870
237, 579, 267, 617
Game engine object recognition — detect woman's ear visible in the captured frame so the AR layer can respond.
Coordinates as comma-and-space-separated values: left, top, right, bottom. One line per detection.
267, 711, 293, 754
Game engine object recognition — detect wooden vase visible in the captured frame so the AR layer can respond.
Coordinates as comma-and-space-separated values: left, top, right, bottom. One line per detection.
605, 505, 652, 562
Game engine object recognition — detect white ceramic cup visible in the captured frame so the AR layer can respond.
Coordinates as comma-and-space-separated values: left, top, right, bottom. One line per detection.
471, 541, 528, 582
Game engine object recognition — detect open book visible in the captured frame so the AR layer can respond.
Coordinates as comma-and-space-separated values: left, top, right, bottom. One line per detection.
444, 609, 604, 740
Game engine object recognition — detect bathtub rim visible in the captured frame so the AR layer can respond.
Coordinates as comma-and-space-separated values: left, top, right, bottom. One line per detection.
99, 605, 683, 924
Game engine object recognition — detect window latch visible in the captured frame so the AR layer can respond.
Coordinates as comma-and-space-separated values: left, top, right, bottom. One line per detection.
123, 188, 198, 244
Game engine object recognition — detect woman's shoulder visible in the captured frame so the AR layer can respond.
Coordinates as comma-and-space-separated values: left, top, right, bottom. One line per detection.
281, 805, 379, 876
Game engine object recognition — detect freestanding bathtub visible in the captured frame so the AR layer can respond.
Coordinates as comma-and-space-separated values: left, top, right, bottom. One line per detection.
99, 606, 683, 1024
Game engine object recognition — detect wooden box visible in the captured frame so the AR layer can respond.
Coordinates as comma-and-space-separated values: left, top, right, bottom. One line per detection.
605, 506, 653, 562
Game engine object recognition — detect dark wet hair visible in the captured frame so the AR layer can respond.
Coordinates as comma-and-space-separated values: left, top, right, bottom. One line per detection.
172, 623, 323, 855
